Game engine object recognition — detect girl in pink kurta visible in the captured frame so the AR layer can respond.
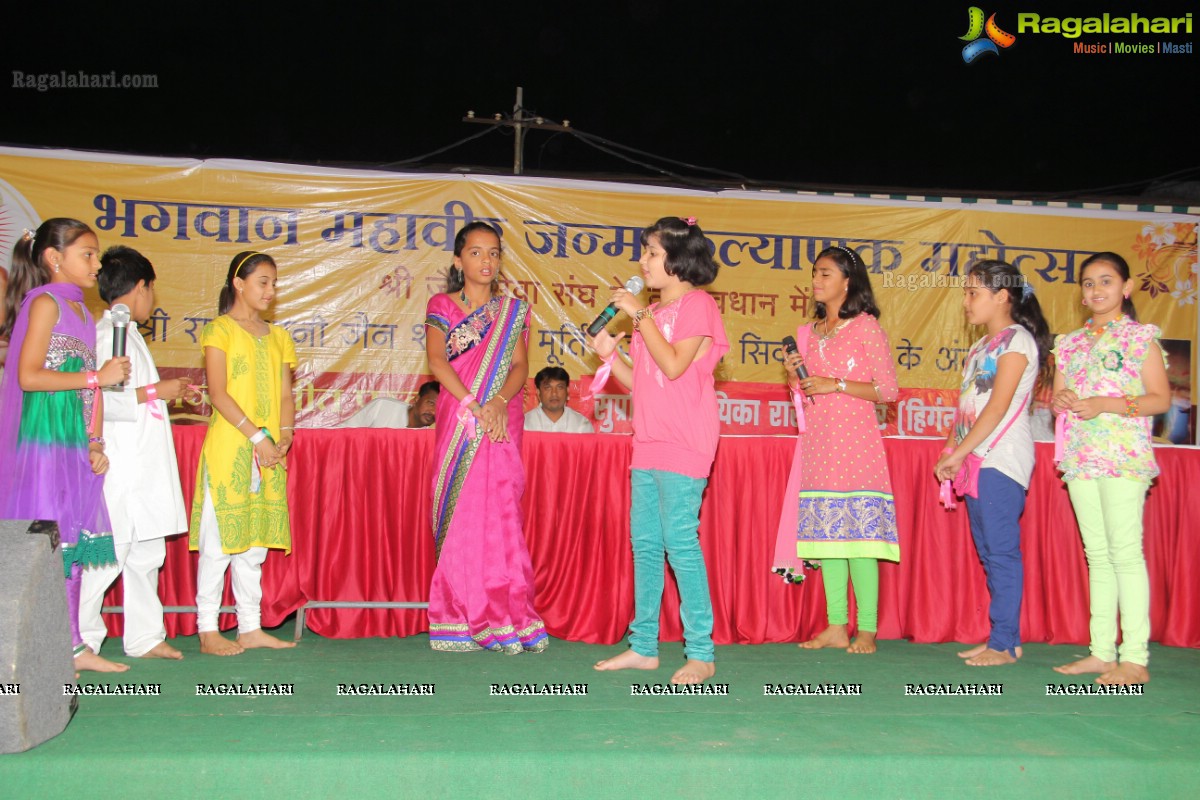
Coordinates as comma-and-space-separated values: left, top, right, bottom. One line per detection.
777, 245, 899, 654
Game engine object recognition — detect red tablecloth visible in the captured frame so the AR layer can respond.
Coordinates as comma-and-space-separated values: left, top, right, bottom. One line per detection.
103, 429, 1200, 647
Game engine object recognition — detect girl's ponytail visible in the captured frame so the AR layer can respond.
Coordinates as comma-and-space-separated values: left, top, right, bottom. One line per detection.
3, 219, 93, 338
1011, 282, 1055, 393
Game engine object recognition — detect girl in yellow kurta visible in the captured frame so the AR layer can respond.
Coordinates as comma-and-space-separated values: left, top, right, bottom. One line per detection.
189, 251, 297, 656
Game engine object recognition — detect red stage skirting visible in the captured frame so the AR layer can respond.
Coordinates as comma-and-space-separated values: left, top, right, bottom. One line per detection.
103, 428, 1200, 648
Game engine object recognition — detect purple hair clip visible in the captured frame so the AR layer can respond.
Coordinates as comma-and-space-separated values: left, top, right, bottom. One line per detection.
683, 216, 697, 226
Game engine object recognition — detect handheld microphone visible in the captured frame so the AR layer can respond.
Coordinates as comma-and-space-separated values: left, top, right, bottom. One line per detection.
782, 335, 814, 404
111, 305, 130, 358
110, 304, 131, 391
586, 276, 645, 337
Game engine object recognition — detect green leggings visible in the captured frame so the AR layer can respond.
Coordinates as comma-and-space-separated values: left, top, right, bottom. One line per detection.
821, 558, 878, 631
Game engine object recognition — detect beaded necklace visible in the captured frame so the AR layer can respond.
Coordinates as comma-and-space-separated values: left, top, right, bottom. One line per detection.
1084, 316, 1124, 342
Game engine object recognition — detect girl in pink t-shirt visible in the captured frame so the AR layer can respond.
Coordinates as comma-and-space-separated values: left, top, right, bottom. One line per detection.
590, 216, 729, 685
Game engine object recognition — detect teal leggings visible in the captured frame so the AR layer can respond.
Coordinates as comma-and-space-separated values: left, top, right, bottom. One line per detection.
628, 469, 714, 662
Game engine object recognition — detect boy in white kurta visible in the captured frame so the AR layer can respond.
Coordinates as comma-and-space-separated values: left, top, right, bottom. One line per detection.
79, 247, 189, 659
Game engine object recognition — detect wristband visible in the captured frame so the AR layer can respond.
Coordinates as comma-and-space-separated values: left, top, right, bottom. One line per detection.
459, 393, 477, 409
89, 436, 105, 446
86, 371, 99, 389
145, 384, 158, 404
249, 429, 268, 445
941, 446, 954, 455
1124, 395, 1139, 417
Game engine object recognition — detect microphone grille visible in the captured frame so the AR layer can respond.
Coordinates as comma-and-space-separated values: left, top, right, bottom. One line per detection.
625, 276, 645, 294
111, 303, 131, 326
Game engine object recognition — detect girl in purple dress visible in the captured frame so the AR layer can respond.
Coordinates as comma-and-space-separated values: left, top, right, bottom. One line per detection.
0, 219, 130, 672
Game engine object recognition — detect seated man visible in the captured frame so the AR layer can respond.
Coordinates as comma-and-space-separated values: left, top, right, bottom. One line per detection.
524, 367, 593, 433
339, 381, 439, 428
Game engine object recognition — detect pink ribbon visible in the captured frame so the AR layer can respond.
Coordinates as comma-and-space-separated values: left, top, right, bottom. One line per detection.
89, 386, 101, 435
790, 388, 807, 433
1054, 411, 1068, 464
583, 350, 616, 400
939, 479, 958, 510
457, 393, 478, 441
145, 384, 164, 421
457, 405, 477, 440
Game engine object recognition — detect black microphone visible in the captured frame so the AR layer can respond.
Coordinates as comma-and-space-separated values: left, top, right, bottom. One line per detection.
586, 276, 645, 337
782, 335, 814, 404
110, 304, 131, 392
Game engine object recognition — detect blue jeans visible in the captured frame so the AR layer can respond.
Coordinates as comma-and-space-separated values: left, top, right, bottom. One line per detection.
964, 468, 1026, 656
628, 469, 714, 662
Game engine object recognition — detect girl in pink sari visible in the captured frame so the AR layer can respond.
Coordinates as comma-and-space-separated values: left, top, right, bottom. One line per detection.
424, 222, 547, 654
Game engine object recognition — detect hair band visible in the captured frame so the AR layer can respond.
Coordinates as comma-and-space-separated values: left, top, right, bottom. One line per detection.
22, 228, 36, 247
831, 245, 857, 263
231, 252, 266, 280
1021, 280, 1035, 300
682, 216, 697, 226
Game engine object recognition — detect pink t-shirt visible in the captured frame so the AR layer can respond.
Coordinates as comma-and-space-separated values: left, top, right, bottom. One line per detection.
629, 290, 729, 479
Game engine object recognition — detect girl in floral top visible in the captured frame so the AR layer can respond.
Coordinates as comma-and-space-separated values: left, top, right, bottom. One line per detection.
1051, 252, 1170, 686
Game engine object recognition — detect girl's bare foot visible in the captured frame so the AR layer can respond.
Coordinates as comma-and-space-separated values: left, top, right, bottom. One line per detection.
799, 624, 850, 650
847, 631, 877, 654
594, 649, 659, 671
1053, 655, 1115, 675
237, 629, 296, 649
199, 631, 244, 656
74, 649, 130, 673
963, 644, 1023, 659
965, 648, 1016, 666
671, 659, 716, 685
1097, 662, 1149, 685
140, 641, 183, 660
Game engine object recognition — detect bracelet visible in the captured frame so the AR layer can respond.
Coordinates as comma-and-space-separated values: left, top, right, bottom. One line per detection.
249, 429, 268, 445
145, 384, 158, 404
836, 379, 847, 393
281, 425, 295, 431
1124, 395, 1139, 417
494, 392, 508, 406
85, 371, 99, 389
89, 436, 105, 446
459, 393, 476, 409
941, 446, 954, 455
234, 415, 248, 429
632, 307, 655, 331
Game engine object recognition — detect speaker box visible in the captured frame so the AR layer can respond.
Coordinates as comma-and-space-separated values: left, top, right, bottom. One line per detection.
0, 519, 77, 753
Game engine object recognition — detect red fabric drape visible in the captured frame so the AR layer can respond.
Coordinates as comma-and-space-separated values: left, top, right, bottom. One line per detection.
102, 429, 1200, 648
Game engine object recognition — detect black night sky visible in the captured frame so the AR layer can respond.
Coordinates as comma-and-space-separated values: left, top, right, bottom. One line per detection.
3, 1, 1197, 202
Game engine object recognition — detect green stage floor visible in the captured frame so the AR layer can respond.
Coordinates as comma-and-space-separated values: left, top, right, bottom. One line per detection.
3, 626, 1198, 799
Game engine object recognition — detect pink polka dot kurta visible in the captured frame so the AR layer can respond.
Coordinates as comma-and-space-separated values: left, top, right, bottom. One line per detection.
777, 314, 900, 564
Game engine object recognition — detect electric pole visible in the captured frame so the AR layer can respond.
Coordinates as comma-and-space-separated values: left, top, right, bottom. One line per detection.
462, 86, 571, 175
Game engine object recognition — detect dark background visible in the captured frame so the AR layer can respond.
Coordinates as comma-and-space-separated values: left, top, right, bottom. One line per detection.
3, 1, 1196, 201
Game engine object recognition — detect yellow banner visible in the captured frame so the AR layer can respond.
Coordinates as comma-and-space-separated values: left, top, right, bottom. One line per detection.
1, 147, 1196, 431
